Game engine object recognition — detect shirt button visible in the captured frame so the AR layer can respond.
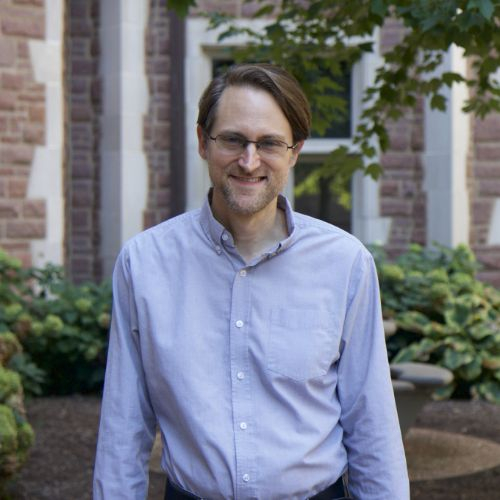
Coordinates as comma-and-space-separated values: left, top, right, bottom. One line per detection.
240, 422, 247, 430
237, 371, 245, 380
215, 245, 222, 254
239, 269, 247, 277
242, 473, 250, 482
221, 233, 229, 241
235, 320, 244, 328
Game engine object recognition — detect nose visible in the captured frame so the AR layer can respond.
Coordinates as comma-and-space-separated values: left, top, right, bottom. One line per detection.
238, 143, 261, 171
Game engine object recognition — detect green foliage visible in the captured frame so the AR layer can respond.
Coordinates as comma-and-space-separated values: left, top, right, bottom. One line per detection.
372, 243, 500, 403
0, 248, 111, 396
200, 0, 500, 205
167, 0, 197, 17
0, 330, 34, 490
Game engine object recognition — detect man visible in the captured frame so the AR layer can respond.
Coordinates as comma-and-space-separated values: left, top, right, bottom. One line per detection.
94, 63, 409, 499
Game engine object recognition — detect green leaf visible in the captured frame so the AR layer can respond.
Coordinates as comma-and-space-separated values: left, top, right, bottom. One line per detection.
458, 357, 483, 381
471, 380, 500, 403
396, 311, 430, 335
482, 356, 500, 370
370, 0, 388, 18
166, 0, 196, 17
443, 348, 474, 370
433, 383, 456, 400
430, 93, 447, 111
252, 4, 276, 19
477, 0, 495, 19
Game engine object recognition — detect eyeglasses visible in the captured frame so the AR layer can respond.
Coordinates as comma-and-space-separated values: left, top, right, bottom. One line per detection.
208, 133, 298, 158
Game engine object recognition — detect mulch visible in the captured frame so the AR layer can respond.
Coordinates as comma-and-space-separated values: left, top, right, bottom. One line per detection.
5, 396, 500, 499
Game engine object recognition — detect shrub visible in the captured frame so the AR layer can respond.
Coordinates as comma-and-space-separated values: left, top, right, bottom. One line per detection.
372, 243, 500, 403
0, 332, 34, 491
0, 248, 111, 396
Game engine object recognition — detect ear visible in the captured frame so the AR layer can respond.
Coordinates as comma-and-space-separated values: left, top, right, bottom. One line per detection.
197, 125, 208, 160
288, 140, 304, 168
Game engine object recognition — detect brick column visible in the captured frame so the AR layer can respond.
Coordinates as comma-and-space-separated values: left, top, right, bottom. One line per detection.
471, 113, 500, 287
143, 0, 172, 229
379, 19, 426, 255
65, 0, 102, 283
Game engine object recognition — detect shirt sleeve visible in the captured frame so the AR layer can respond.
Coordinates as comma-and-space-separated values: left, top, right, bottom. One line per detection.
337, 250, 410, 500
93, 246, 157, 500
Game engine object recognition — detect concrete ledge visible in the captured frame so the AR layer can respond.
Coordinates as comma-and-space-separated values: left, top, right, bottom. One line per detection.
405, 428, 500, 481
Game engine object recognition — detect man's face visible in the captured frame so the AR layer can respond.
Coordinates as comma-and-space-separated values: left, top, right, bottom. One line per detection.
197, 85, 302, 220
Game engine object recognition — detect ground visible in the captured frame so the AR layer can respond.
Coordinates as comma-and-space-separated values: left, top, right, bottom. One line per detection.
4, 396, 500, 499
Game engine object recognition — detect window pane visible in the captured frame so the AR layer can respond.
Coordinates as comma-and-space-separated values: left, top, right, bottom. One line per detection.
294, 161, 351, 233
310, 62, 351, 139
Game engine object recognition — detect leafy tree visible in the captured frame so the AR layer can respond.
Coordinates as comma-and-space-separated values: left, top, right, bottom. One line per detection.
168, 0, 500, 205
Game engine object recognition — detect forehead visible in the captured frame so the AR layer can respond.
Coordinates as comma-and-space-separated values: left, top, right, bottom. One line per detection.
212, 85, 293, 139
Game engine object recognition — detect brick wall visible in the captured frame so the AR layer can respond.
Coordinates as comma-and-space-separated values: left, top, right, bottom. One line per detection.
379, 19, 426, 256
0, 0, 46, 266
143, 0, 172, 229
470, 113, 500, 287
65, 0, 101, 283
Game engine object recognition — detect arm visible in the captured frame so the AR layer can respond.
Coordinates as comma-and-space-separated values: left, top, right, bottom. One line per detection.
337, 250, 409, 500
93, 247, 157, 500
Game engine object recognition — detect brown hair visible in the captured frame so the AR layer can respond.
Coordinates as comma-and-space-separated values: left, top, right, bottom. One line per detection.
197, 63, 311, 143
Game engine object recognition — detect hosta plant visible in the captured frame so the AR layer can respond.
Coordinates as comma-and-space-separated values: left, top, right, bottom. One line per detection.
0, 248, 111, 396
372, 243, 500, 403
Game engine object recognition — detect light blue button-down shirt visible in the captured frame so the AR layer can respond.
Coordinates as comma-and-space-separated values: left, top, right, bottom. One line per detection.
94, 194, 409, 500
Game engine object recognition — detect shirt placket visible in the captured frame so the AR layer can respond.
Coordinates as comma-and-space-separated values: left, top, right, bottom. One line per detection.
229, 264, 257, 499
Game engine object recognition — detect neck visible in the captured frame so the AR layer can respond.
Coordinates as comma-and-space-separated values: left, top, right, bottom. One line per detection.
211, 197, 288, 263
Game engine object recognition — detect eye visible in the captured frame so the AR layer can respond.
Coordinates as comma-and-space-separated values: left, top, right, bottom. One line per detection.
219, 134, 246, 148
258, 139, 285, 152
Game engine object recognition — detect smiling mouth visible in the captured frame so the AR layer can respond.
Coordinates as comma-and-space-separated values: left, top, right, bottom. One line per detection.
230, 175, 266, 184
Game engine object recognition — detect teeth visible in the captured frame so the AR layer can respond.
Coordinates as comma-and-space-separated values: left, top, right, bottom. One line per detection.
234, 176, 262, 183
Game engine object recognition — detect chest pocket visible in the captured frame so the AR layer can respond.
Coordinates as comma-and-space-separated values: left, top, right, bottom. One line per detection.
266, 308, 339, 382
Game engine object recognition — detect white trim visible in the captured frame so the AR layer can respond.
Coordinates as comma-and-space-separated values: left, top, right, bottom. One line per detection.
27, 0, 64, 267
350, 38, 392, 244
100, 0, 149, 276
488, 198, 500, 244
423, 45, 470, 247
185, 18, 389, 243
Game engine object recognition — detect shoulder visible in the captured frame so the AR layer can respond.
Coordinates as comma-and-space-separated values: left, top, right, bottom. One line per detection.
293, 210, 369, 257
120, 209, 202, 258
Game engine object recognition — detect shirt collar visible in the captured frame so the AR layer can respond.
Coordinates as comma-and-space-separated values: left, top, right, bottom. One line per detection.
199, 189, 297, 256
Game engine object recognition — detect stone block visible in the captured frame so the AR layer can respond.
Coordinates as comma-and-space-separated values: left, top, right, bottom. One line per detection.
381, 152, 419, 171
479, 179, 500, 196
475, 144, 500, 162
472, 200, 493, 225
381, 199, 413, 216
22, 199, 45, 218
8, 178, 28, 197
475, 115, 500, 141
153, 124, 170, 149
0, 200, 21, 218
1, 13, 44, 38
0, 92, 16, 111
0, 39, 16, 66
474, 164, 500, 179
6, 220, 45, 238
1, 145, 33, 165
71, 210, 90, 228
28, 105, 44, 123
22, 124, 44, 144
1, 73, 24, 90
